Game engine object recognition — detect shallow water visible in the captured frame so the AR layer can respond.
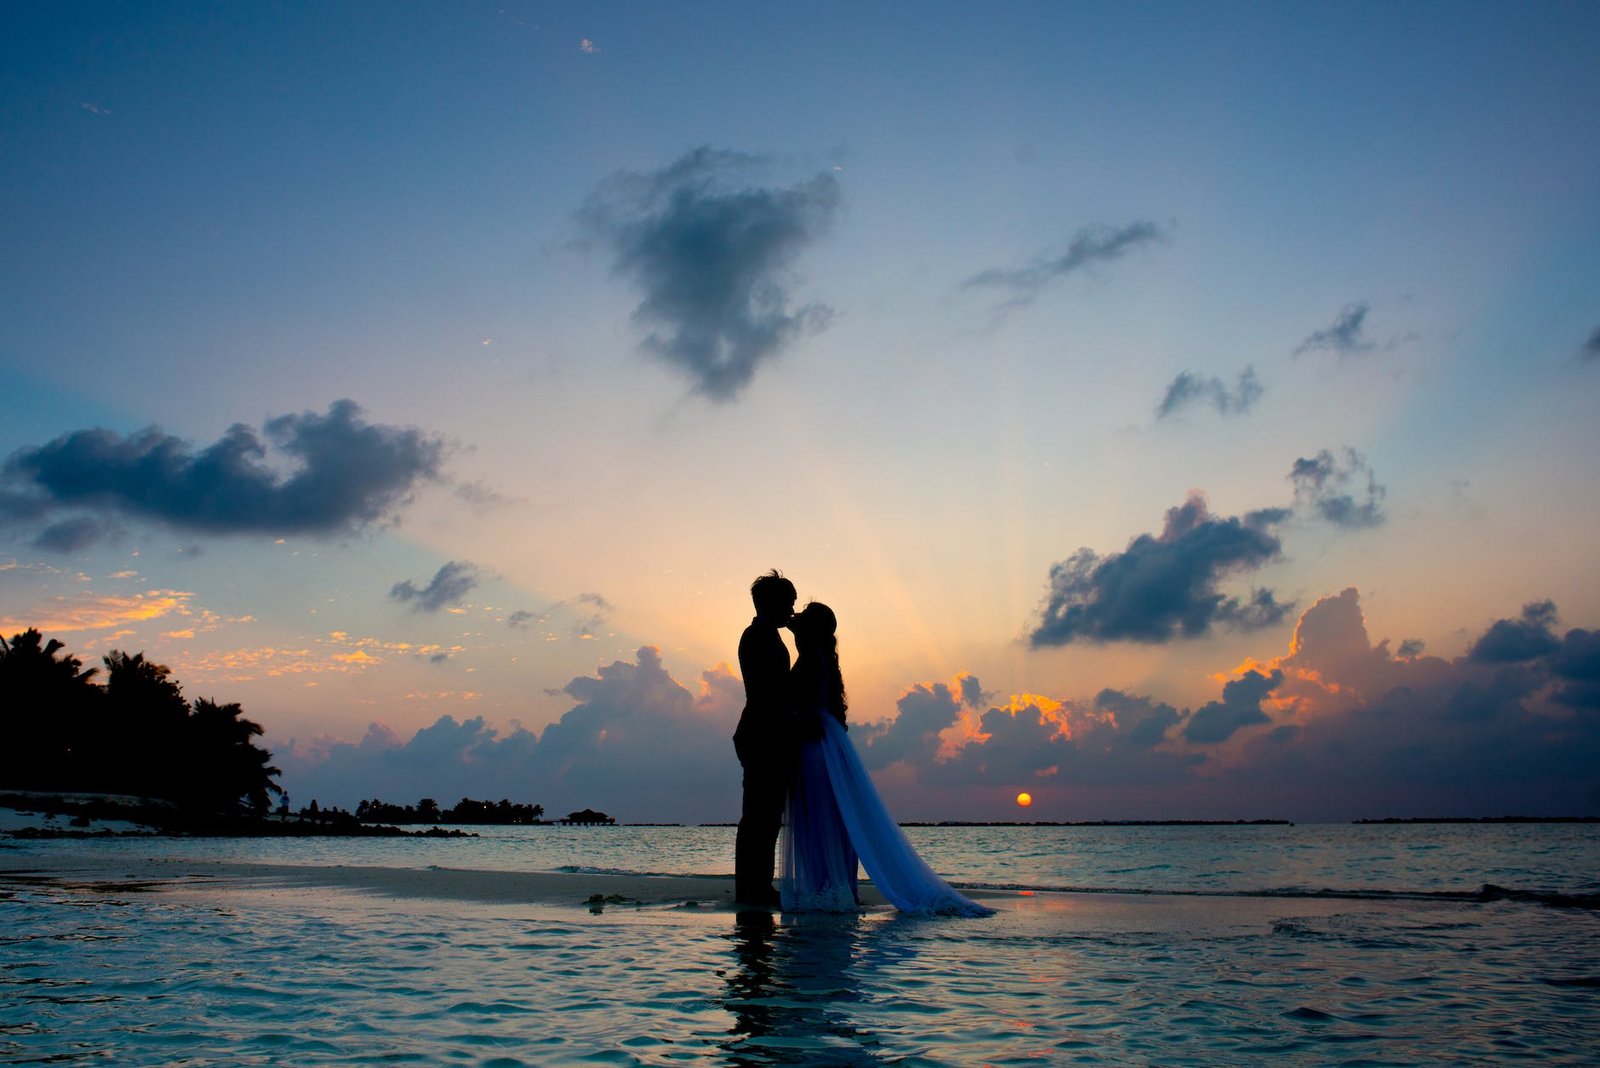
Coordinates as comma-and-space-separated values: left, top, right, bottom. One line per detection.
5, 875, 1598, 1065
7, 820, 1599, 896
4, 824, 1599, 1065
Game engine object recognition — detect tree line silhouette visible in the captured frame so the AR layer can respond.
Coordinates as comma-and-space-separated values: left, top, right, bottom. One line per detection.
354, 797, 547, 824
0, 628, 282, 816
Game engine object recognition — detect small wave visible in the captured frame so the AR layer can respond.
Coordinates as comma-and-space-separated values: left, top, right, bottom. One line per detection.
1283, 1006, 1340, 1022
551, 865, 726, 880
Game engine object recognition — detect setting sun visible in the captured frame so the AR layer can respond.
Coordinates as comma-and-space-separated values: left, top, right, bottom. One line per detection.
1016, 792, 1033, 808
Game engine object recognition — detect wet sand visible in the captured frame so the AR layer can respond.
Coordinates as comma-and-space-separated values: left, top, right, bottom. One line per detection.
0, 852, 901, 911
0, 851, 1394, 935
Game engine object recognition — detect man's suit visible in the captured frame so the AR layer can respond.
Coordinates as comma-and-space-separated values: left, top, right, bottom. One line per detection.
733, 615, 791, 901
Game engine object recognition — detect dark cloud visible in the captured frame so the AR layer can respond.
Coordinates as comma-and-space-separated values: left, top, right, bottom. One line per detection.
2, 400, 444, 545
32, 516, 115, 553
1155, 366, 1263, 419
1294, 302, 1375, 358
506, 610, 536, 629
1289, 448, 1386, 529
1182, 669, 1281, 744
1468, 600, 1560, 663
963, 221, 1165, 311
1581, 325, 1600, 361
857, 680, 973, 770
1550, 628, 1600, 709
1397, 638, 1426, 659
390, 561, 480, 613
1030, 493, 1292, 646
0, 489, 52, 524
1093, 689, 1181, 750
581, 146, 841, 401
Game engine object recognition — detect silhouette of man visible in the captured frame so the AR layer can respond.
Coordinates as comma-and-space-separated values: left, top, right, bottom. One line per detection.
733, 569, 797, 906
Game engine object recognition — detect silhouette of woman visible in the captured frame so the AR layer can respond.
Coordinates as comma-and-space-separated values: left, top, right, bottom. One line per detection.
781, 602, 993, 916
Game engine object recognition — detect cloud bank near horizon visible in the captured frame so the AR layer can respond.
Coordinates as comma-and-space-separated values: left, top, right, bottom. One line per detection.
279, 646, 746, 823
280, 591, 1600, 822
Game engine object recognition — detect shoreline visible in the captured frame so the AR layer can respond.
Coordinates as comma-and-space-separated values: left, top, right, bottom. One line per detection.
0, 852, 901, 912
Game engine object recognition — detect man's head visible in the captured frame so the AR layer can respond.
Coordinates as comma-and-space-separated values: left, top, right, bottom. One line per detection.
750, 570, 797, 622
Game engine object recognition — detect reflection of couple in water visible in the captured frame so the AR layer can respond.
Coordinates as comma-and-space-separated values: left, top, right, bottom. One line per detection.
733, 570, 992, 916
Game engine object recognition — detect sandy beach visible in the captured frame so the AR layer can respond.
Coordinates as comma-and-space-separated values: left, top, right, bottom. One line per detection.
0, 851, 907, 911
0, 848, 1454, 936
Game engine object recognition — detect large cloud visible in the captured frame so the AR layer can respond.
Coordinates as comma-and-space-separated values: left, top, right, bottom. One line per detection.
963, 221, 1165, 312
2, 400, 444, 545
1289, 448, 1386, 529
581, 146, 841, 401
1155, 366, 1262, 419
1030, 492, 1292, 646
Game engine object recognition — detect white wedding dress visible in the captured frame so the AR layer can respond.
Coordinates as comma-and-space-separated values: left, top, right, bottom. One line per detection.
780, 710, 994, 917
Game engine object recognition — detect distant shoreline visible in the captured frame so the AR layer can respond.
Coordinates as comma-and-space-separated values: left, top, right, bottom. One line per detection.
5, 793, 1596, 837
1351, 815, 1600, 824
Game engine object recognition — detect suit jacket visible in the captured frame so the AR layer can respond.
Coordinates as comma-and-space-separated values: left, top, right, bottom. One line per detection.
733, 617, 791, 754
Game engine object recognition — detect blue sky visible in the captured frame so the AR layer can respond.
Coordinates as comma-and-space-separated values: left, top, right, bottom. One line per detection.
3, 2, 1599, 822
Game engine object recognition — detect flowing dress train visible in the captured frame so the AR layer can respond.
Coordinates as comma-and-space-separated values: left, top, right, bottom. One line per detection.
781, 712, 994, 917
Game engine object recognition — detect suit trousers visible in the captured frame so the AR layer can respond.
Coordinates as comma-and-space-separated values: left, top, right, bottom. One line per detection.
733, 736, 787, 898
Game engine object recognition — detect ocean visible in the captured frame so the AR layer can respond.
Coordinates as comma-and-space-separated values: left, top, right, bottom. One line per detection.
4, 822, 1598, 1065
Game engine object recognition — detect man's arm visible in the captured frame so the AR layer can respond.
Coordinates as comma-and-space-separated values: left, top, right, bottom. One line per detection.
738, 626, 790, 712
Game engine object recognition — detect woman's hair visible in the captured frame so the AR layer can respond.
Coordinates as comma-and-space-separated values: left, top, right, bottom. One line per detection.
792, 601, 847, 725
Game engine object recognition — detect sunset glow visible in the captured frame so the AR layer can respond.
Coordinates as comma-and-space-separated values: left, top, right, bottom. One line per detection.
2, 3, 1597, 823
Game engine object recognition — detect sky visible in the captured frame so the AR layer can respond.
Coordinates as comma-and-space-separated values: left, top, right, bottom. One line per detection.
3, 1, 1599, 823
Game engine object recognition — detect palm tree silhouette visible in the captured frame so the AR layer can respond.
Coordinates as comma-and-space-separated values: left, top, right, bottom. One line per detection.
0, 628, 100, 788
2, 629, 284, 820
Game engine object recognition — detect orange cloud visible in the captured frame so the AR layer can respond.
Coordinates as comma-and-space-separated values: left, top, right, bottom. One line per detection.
0, 589, 193, 635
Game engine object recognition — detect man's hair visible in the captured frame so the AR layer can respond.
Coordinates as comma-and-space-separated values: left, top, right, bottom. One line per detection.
750, 570, 797, 615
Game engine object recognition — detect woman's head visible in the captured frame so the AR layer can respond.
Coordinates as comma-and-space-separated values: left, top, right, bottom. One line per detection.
790, 601, 847, 722
788, 601, 836, 647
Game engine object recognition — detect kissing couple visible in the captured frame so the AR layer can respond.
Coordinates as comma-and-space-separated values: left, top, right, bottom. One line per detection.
732, 570, 992, 916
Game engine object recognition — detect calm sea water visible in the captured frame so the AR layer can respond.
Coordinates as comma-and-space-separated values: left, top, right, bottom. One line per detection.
5, 823, 1599, 1065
